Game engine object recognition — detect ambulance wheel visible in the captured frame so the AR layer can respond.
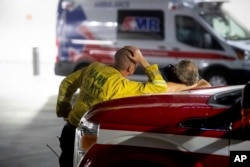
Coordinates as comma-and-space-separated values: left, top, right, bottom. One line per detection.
205, 71, 230, 86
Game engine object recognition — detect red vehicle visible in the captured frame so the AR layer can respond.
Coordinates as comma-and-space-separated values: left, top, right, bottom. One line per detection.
73, 84, 250, 167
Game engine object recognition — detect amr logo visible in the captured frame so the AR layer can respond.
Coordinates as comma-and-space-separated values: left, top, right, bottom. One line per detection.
121, 16, 160, 32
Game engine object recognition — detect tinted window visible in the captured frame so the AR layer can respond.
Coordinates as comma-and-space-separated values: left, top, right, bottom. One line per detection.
117, 10, 164, 40
175, 15, 223, 50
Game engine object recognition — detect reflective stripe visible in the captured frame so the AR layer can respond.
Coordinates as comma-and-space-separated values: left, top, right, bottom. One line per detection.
98, 129, 250, 156
230, 140, 250, 151
57, 96, 72, 102
152, 80, 167, 85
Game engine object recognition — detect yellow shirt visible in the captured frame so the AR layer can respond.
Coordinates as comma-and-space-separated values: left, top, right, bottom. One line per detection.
56, 62, 167, 126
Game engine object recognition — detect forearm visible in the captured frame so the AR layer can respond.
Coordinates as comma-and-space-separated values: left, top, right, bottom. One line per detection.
140, 58, 150, 68
56, 80, 74, 117
167, 82, 197, 92
56, 69, 83, 117
58, 69, 84, 101
142, 64, 168, 92
197, 79, 211, 88
145, 64, 166, 82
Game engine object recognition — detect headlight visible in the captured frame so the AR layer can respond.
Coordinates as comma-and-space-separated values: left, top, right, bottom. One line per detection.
74, 118, 100, 167
234, 47, 250, 60
79, 120, 99, 151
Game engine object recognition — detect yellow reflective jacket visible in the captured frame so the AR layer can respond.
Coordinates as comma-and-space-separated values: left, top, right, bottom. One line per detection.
56, 62, 167, 126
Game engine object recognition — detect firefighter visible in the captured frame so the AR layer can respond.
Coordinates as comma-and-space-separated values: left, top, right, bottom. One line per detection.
56, 45, 168, 167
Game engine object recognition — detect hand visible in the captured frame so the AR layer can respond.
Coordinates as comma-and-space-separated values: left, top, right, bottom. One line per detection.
196, 79, 211, 88
56, 101, 72, 118
123, 46, 150, 68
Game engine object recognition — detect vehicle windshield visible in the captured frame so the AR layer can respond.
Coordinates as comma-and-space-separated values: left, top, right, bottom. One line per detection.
201, 12, 250, 41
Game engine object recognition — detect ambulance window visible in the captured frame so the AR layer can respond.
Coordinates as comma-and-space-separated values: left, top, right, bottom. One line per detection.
175, 15, 222, 50
117, 10, 164, 40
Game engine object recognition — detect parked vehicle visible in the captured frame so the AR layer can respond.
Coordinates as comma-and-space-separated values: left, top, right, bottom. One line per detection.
73, 83, 250, 167
55, 0, 250, 86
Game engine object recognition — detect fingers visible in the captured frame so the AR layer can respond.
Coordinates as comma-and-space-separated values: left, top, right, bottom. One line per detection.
123, 46, 141, 58
127, 51, 139, 61
122, 46, 149, 68
123, 46, 142, 62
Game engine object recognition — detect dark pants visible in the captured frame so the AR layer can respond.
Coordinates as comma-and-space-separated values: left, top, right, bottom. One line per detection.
59, 122, 76, 167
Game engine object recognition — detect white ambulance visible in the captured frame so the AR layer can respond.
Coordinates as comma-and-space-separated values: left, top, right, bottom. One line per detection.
55, 0, 250, 86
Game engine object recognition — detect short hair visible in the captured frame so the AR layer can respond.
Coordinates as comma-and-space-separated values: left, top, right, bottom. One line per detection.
175, 60, 199, 86
114, 46, 136, 70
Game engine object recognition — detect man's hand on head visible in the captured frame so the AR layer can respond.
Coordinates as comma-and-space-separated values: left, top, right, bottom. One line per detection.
124, 46, 150, 68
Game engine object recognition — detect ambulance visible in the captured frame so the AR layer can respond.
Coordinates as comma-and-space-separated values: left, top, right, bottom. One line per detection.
73, 83, 250, 167
55, 0, 250, 86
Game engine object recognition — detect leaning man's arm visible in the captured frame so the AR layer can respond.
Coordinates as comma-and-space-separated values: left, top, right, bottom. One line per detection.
197, 79, 211, 88
144, 64, 168, 91
56, 69, 85, 118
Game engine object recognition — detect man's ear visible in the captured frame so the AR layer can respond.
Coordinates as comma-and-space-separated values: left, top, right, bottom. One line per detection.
127, 64, 134, 75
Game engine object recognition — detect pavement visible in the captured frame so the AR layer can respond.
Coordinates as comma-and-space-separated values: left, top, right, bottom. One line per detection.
0, 61, 66, 167
0, 59, 147, 167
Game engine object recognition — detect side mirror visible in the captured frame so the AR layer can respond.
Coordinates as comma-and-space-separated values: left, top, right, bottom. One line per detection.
203, 33, 212, 48
241, 82, 250, 127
